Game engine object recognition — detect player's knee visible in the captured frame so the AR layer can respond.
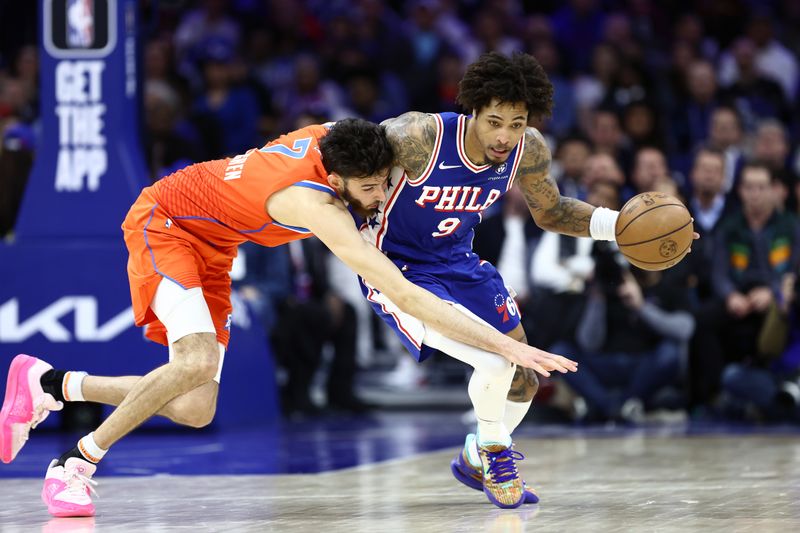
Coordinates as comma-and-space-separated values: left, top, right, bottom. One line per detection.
192, 355, 220, 384
172, 333, 220, 386
479, 354, 515, 379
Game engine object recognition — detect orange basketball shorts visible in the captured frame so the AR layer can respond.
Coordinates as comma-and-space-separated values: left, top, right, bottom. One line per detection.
122, 188, 235, 348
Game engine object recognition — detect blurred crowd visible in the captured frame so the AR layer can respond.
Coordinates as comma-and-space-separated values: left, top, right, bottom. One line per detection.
2, 0, 800, 423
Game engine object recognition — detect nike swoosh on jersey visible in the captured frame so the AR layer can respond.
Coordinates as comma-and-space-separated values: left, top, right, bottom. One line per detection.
438, 162, 462, 170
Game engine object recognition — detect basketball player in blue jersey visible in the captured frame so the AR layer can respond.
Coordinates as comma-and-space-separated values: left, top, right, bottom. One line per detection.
357, 52, 625, 509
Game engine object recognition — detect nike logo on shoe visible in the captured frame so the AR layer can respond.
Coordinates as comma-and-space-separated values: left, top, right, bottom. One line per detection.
438, 162, 462, 170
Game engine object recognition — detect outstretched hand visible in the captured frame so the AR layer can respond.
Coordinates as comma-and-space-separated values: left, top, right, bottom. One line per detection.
504, 343, 578, 377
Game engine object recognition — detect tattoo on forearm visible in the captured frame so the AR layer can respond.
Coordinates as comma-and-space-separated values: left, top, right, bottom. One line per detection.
383, 112, 436, 179
542, 196, 594, 236
507, 366, 539, 402
517, 128, 593, 237
519, 172, 559, 210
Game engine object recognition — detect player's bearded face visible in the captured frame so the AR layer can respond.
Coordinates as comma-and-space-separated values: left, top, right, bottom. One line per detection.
471, 100, 529, 165
337, 172, 390, 217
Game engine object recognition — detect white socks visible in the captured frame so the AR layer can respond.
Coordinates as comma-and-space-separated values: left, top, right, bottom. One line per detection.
466, 401, 533, 467
78, 432, 107, 463
422, 327, 516, 446
504, 399, 532, 434
63, 371, 87, 402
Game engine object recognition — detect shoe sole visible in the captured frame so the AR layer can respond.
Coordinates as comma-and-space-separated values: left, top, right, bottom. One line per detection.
483, 485, 525, 509
450, 456, 483, 491
450, 453, 540, 504
46, 502, 96, 518
41, 486, 95, 517
0, 354, 37, 464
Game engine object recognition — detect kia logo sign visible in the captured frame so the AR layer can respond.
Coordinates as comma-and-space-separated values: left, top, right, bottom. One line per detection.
0, 297, 133, 342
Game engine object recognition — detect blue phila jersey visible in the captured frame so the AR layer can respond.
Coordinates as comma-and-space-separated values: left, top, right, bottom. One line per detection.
360, 112, 525, 265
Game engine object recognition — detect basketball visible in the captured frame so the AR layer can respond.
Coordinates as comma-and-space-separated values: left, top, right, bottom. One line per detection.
615, 192, 693, 271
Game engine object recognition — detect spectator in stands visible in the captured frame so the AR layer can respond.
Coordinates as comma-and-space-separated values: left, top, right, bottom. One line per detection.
552, 135, 592, 200
174, 0, 241, 88
553, 198, 694, 424
581, 152, 628, 199
718, 12, 798, 102
753, 120, 799, 213
274, 53, 351, 132
403, 0, 453, 111
721, 266, 800, 422
719, 38, 791, 129
586, 107, 633, 175
707, 106, 746, 198
712, 162, 800, 370
622, 101, 666, 153
629, 147, 673, 200
670, 60, 721, 160
573, 44, 621, 132
193, 37, 261, 157
143, 80, 201, 180
684, 147, 736, 413
529, 39, 576, 138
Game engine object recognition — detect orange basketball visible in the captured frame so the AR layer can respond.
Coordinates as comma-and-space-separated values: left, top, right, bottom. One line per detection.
615, 192, 693, 271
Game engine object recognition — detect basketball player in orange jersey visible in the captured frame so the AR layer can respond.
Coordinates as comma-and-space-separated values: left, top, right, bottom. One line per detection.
0, 118, 577, 517
361, 53, 697, 508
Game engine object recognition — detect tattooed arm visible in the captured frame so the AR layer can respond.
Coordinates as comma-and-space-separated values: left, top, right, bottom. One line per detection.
516, 128, 596, 237
381, 112, 437, 181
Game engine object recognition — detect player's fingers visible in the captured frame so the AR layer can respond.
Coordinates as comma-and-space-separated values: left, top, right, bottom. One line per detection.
556, 356, 579, 372
538, 350, 579, 372
542, 358, 573, 373
519, 355, 552, 376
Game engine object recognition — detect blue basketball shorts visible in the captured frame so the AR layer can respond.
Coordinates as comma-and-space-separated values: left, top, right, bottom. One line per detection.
359, 257, 521, 362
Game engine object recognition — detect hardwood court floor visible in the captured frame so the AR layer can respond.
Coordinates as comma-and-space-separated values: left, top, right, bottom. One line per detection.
1, 433, 799, 532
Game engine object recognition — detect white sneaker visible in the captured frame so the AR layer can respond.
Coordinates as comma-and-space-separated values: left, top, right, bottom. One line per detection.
41, 457, 98, 517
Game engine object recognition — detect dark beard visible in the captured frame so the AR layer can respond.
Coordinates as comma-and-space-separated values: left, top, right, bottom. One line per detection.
340, 188, 378, 218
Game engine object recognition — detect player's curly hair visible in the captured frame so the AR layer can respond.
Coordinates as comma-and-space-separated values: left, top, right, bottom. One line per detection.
456, 52, 554, 119
319, 118, 394, 179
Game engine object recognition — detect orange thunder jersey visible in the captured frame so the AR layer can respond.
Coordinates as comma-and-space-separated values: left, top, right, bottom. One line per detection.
148, 124, 336, 250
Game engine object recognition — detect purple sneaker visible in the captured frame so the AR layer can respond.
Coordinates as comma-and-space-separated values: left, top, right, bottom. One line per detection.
477, 443, 525, 509
450, 434, 539, 504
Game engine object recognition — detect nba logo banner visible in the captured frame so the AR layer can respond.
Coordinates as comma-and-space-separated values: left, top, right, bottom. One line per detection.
67, 0, 94, 48
46, 0, 111, 56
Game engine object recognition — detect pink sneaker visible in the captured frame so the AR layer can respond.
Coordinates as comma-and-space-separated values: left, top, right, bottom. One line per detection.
41, 457, 98, 517
0, 354, 63, 463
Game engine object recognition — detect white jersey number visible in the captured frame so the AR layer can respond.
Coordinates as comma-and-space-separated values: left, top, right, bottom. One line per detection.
432, 217, 461, 238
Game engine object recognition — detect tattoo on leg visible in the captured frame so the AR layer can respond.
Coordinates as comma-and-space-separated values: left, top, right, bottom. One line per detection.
508, 366, 539, 402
